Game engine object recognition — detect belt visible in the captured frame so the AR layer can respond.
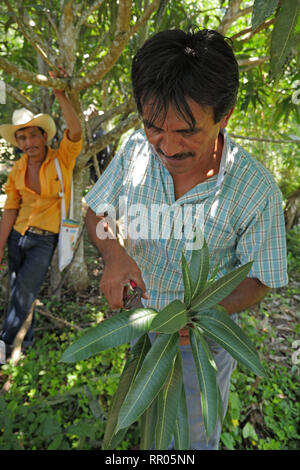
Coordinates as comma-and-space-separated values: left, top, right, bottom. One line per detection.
27, 226, 56, 236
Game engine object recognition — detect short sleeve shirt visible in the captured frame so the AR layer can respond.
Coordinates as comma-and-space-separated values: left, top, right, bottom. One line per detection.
85, 129, 288, 310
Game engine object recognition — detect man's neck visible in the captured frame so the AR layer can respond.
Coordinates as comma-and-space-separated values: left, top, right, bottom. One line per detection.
27, 146, 48, 166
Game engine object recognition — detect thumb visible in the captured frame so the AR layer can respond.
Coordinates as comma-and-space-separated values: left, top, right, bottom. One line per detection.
129, 278, 150, 300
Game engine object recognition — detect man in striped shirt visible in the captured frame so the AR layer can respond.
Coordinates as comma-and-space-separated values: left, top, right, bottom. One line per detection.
85, 29, 288, 449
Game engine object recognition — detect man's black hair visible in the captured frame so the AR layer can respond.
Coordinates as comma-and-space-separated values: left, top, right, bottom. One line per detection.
131, 28, 239, 126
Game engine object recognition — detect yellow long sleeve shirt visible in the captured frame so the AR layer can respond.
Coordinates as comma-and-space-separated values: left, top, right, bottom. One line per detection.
4, 130, 82, 235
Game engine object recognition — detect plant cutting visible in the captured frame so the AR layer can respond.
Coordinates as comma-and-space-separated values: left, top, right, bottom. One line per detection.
61, 236, 267, 450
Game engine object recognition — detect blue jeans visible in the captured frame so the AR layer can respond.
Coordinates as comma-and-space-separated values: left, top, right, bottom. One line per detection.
0, 229, 58, 350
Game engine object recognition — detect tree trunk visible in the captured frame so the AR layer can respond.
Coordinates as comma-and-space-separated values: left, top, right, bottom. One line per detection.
284, 187, 300, 230
69, 165, 90, 290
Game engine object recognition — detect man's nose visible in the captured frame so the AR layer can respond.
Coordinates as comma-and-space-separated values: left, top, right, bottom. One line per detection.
24, 136, 35, 146
159, 134, 181, 157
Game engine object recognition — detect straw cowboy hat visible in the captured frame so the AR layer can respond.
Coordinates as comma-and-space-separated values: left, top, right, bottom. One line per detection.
0, 108, 56, 147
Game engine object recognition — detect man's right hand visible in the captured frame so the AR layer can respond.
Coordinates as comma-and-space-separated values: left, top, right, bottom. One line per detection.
85, 208, 149, 310
100, 249, 149, 309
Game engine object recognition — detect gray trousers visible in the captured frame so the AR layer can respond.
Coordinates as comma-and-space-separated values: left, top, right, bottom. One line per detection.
181, 336, 236, 450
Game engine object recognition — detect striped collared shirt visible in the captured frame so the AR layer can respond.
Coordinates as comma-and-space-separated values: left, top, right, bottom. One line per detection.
85, 129, 288, 310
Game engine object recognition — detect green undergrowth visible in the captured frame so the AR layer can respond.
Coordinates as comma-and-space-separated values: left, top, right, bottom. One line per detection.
221, 311, 300, 450
0, 326, 137, 450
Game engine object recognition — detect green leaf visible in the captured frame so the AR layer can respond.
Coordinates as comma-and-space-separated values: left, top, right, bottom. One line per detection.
190, 238, 210, 299
116, 333, 179, 432
102, 334, 151, 450
190, 261, 253, 314
181, 252, 193, 306
251, 0, 279, 30
60, 308, 157, 363
155, 352, 183, 450
156, 0, 171, 27
190, 239, 209, 299
221, 432, 235, 450
151, 300, 187, 334
189, 327, 219, 439
194, 307, 267, 377
205, 262, 220, 288
190, 228, 209, 298
270, 0, 300, 78
242, 422, 258, 441
140, 396, 158, 450
174, 383, 190, 450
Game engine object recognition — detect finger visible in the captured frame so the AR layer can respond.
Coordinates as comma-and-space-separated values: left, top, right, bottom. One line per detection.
100, 280, 125, 309
179, 327, 189, 346
129, 275, 149, 299
179, 336, 190, 346
179, 327, 189, 335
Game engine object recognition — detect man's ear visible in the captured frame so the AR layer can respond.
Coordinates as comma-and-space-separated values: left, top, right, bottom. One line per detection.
219, 107, 235, 128
43, 132, 48, 143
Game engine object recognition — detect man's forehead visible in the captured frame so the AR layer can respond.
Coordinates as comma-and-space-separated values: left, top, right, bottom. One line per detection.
142, 99, 213, 128
15, 126, 43, 136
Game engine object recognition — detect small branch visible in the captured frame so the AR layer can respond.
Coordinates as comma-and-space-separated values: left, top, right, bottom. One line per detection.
218, 0, 252, 35
92, 154, 101, 180
72, 0, 160, 91
5, 83, 40, 114
10, 307, 34, 365
44, 9, 60, 39
230, 133, 300, 144
3, 0, 57, 69
82, 113, 140, 164
231, 18, 276, 42
36, 308, 82, 331
127, 0, 160, 36
78, 30, 110, 75
76, 0, 106, 30
237, 56, 270, 69
87, 96, 136, 134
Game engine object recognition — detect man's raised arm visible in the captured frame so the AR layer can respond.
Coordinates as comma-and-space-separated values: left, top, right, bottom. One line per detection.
49, 69, 82, 142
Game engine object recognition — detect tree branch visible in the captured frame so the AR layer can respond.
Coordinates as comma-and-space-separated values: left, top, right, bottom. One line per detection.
76, 0, 106, 30
0, 56, 66, 89
230, 133, 300, 144
36, 308, 82, 331
78, 113, 140, 167
71, 0, 160, 91
231, 18, 276, 41
44, 8, 60, 40
218, 0, 251, 35
5, 83, 40, 114
87, 97, 136, 134
3, 0, 57, 69
237, 56, 270, 70
128, 0, 160, 36
58, 0, 77, 73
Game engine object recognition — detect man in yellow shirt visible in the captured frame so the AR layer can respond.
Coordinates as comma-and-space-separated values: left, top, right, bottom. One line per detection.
0, 76, 82, 361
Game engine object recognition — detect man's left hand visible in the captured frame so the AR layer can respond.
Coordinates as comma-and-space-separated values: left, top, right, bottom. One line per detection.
179, 327, 190, 345
49, 67, 68, 97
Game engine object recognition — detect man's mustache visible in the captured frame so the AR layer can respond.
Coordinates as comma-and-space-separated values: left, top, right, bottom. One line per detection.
157, 148, 195, 160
